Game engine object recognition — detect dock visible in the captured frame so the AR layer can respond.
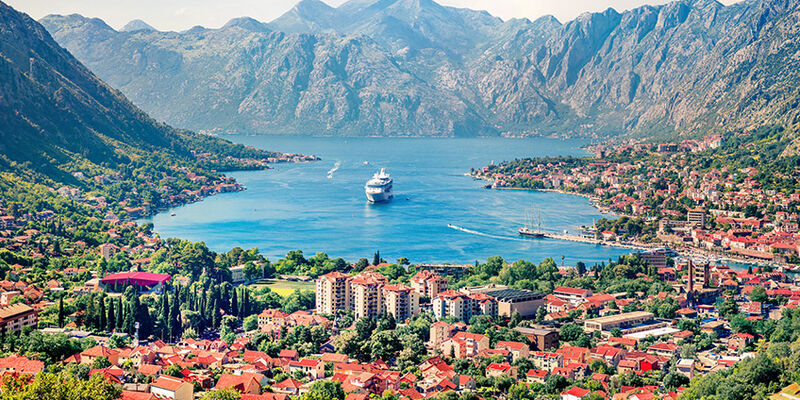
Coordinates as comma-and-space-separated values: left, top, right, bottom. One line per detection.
541, 232, 650, 251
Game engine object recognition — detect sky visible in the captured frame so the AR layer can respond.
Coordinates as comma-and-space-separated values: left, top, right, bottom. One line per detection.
8, 0, 740, 31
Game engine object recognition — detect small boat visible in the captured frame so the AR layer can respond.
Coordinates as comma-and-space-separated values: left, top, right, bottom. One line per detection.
363, 161, 370, 165
170, 213, 176, 216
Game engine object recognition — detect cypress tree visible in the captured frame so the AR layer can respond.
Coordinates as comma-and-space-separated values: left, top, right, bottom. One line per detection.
170, 293, 181, 340
98, 295, 106, 332
107, 297, 115, 332
57, 296, 65, 328
116, 298, 124, 330
161, 293, 170, 340
231, 289, 238, 318
212, 298, 221, 328
86, 297, 96, 330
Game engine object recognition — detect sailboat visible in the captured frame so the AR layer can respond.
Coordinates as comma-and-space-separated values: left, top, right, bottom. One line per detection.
519, 207, 545, 238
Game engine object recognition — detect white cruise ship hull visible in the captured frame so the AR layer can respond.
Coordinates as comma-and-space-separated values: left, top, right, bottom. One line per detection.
366, 189, 393, 203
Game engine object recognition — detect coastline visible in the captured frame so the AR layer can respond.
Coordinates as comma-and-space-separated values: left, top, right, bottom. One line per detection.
467, 172, 789, 270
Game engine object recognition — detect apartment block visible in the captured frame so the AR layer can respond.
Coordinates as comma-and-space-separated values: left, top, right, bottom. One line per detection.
410, 270, 449, 299
381, 284, 420, 322
315, 272, 350, 315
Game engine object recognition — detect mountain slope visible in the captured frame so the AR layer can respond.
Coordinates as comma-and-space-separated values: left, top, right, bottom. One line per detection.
40, 14, 496, 136
0, 1, 277, 182
38, 0, 800, 140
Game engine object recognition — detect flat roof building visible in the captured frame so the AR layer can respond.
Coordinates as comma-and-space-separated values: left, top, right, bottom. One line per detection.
482, 288, 545, 318
583, 311, 654, 332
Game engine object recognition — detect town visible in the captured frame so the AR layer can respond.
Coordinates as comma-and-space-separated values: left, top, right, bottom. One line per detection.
1, 210, 800, 400
471, 127, 800, 269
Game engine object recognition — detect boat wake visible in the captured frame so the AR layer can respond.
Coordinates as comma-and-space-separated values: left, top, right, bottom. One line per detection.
327, 161, 341, 179
447, 224, 527, 242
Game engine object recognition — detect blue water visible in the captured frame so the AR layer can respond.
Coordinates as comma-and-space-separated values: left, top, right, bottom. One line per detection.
143, 136, 631, 265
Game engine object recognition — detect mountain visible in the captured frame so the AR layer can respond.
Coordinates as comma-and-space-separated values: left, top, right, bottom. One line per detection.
0, 1, 276, 182
39, 0, 800, 140
40, 12, 495, 136
121, 19, 156, 32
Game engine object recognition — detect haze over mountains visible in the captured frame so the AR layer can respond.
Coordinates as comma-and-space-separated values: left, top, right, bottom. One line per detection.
40, 0, 800, 137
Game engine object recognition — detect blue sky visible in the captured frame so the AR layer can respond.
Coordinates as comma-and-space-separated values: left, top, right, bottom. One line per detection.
10, 0, 740, 31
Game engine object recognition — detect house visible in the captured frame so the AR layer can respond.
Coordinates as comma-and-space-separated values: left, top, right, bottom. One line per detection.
215, 374, 261, 395
120, 391, 157, 400
486, 362, 517, 379
526, 369, 549, 384
288, 358, 324, 380
562, 386, 591, 400
150, 376, 193, 400
440, 332, 489, 358
495, 341, 529, 362
676, 359, 695, 379
273, 378, 304, 396
553, 287, 593, 305
771, 382, 800, 400
0, 354, 44, 375
647, 343, 680, 357
80, 345, 119, 366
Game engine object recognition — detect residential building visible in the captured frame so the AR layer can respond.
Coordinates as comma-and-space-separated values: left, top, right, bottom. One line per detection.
688, 208, 707, 227
515, 326, 559, 351
315, 272, 350, 315
151, 376, 193, 400
410, 270, 448, 299
553, 287, 593, 305
349, 272, 386, 319
0, 303, 37, 334
381, 284, 419, 322
433, 291, 470, 321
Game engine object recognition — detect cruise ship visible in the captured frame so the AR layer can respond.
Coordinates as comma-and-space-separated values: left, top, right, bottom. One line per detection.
365, 168, 393, 203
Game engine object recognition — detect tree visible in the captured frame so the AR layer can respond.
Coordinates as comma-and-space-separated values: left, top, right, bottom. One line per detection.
302, 381, 345, 400
243, 262, 261, 282
57, 296, 65, 328
369, 330, 402, 361
749, 286, 768, 303
0, 372, 121, 400
559, 323, 584, 342
243, 315, 259, 331
201, 387, 241, 399
576, 261, 587, 276
373, 251, 381, 266
664, 371, 690, 389
182, 327, 198, 339
108, 334, 130, 349
718, 296, 739, 319
163, 364, 183, 378
544, 374, 568, 394
107, 298, 116, 332
91, 356, 111, 369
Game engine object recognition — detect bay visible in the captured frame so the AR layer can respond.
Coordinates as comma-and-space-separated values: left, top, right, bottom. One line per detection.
143, 136, 632, 265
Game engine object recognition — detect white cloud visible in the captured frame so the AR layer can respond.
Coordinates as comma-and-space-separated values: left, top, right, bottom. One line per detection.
7, 0, 743, 31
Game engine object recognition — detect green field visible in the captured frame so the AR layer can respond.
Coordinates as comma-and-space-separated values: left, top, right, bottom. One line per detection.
251, 279, 315, 297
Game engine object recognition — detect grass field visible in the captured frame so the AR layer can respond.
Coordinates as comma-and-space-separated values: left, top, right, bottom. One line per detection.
251, 279, 315, 297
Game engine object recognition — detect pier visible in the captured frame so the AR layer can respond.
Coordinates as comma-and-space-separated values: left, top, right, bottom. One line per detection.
541, 232, 650, 251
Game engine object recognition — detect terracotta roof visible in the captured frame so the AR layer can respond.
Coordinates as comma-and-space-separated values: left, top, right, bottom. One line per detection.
152, 376, 186, 391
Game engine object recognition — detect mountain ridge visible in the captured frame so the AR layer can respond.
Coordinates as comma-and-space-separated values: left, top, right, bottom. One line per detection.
38, 0, 800, 140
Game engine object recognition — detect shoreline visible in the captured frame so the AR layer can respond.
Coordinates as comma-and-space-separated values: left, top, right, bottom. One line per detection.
468, 172, 790, 269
